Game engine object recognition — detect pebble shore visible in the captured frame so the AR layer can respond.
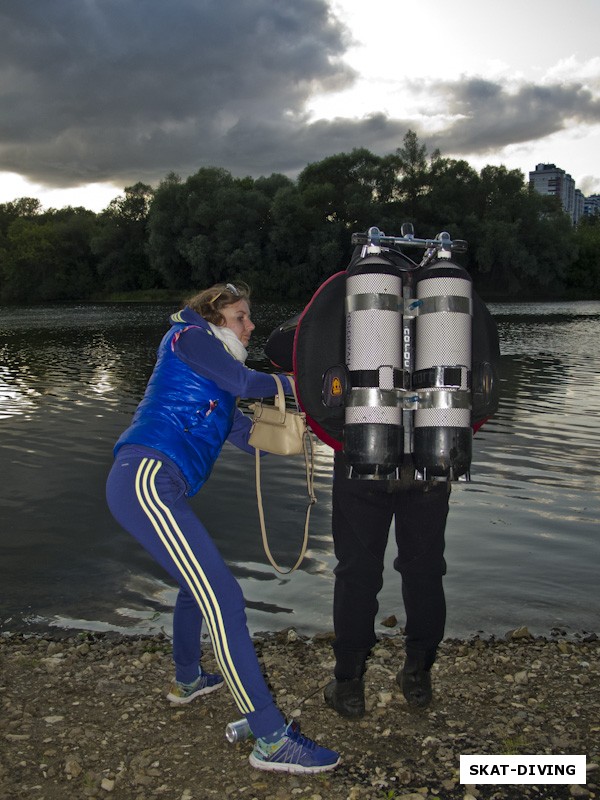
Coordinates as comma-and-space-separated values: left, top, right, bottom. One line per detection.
1, 626, 598, 800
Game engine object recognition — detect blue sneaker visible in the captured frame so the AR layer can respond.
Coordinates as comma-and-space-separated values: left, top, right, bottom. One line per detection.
249, 721, 341, 774
166, 671, 224, 704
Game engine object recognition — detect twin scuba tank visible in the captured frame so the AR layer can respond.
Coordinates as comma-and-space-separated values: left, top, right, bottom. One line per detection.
342, 228, 473, 481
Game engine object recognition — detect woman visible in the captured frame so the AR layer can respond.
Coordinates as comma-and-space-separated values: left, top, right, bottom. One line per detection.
106, 282, 340, 774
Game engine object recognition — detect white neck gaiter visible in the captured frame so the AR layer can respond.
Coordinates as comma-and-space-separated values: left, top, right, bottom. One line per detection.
208, 322, 248, 363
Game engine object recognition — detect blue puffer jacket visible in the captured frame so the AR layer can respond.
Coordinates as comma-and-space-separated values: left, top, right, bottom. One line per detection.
115, 316, 237, 495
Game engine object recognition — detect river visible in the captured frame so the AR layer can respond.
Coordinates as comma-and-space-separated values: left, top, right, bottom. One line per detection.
0, 300, 598, 640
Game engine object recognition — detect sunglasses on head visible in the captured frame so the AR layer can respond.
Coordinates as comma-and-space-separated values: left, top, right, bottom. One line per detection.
210, 283, 241, 305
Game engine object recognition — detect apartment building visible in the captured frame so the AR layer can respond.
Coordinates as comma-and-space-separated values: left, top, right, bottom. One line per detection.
584, 194, 600, 217
529, 163, 584, 224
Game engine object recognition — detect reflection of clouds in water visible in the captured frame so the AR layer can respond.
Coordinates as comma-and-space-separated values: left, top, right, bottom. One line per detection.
48, 564, 331, 637
49, 613, 173, 637
118, 550, 334, 637
245, 600, 294, 615
497, 316, 600, 364
124, 573, 177, 607
492, 346, 600, 491
0, 362, 41, 419
81, 335, 154, 403
0, 336, 148, 421
3, 302, 599, 640
89, 364, 116, 396
490, 301, 600, 318
82, 338, 119, 396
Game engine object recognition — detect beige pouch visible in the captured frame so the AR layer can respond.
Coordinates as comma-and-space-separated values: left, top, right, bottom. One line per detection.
248, 375, 306, 455
249, 375, 315, 574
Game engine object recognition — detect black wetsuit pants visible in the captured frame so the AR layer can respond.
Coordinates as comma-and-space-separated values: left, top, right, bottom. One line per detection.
331, 453, 450, 680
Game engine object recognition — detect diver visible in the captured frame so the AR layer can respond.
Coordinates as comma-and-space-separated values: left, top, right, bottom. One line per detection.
266, 227, 500, 717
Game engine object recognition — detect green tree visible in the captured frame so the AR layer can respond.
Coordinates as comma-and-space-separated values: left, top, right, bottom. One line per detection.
298, 148, 389, 230
146, 172, 189, 289
182, 171, 273, 287
1, 143, 592, 304
256, 183, 316, 299
472, 166, 575, 296
92, 183, 157, 293
0, 207, 98, 302
0, 197, 42, 252
293, 148, 395, 288
426, 157, 480, 229
568, 215, 600, 295
393, 129, 431, 222
147, 168, 287, 293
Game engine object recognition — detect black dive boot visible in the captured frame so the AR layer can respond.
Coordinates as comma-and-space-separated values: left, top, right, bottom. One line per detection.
324, 657, 367, 719
324, 677, 365, 718
397, 655, 432, 708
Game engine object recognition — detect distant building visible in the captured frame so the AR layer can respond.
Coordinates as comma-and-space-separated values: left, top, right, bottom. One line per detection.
529, 163, 582, 224
574, 189, 585, 224
584, 194, 600, 217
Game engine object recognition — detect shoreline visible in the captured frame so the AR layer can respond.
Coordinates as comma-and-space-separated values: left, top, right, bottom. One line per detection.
1, 626, 598, 800
2, 611, 598, 646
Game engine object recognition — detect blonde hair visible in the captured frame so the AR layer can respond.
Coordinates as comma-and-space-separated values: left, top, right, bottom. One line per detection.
186, 281, 251, 326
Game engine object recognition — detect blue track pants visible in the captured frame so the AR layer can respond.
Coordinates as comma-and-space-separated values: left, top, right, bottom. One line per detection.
106, 445, 285, 738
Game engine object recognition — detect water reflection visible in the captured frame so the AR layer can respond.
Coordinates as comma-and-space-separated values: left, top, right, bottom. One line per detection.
1, 301, 599, 639
0, 363, 41, 419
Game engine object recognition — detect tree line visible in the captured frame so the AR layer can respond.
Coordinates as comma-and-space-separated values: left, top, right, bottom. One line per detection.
1, 131, 599, 304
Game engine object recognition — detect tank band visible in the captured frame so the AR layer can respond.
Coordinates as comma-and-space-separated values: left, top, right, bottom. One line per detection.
347, 387, 405, 408
345, 293, 402, 312
416, 389, 472, 410
410, 295, 472, 315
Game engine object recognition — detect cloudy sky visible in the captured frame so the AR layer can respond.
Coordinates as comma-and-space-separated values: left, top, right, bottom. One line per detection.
1, 0, 599, 211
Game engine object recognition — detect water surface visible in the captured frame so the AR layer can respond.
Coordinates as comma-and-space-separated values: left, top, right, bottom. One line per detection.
1, 300, 598, 640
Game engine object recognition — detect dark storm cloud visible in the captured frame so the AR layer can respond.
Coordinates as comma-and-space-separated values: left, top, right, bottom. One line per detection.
426, 77, 600, 155
0, 0, 356, 186
214, 112, 413, 176
1, 1, 600, 189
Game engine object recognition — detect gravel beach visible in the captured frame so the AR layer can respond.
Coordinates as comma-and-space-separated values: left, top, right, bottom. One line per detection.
1, 626, 598, 800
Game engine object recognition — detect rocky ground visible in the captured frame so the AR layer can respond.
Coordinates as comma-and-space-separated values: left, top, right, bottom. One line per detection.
1, 625, 598, 800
